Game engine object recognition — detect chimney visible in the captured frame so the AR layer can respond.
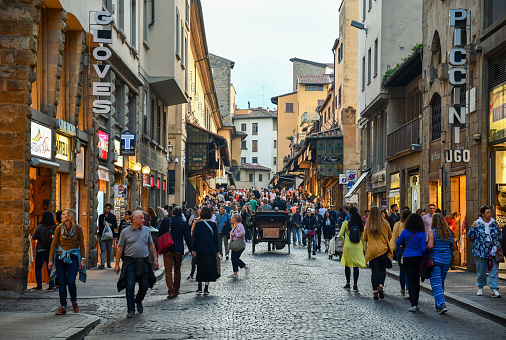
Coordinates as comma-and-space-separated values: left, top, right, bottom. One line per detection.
248, 101, 250, 109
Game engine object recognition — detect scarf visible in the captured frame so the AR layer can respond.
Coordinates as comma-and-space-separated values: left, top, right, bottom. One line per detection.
61, 222, 76, 239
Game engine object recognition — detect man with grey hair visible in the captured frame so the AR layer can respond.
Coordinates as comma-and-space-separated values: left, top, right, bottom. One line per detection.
115, 210, 159, 318
136, 206, 149, 227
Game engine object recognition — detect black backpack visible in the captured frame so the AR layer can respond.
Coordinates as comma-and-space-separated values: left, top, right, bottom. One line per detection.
348, 224, 361, 243
40, 225, 54, 250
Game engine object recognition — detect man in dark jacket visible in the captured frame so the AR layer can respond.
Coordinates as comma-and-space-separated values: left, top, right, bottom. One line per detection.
272, 195, 287, 212
387, 204, 400, 230
291, 208, 302, 246
98, 203, 117, 269
302, 209, 318, 255
157, 206, 192, 298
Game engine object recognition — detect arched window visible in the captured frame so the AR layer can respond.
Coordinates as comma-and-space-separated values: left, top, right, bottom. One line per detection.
431, 93, 441, 141
431, 31, 441, 70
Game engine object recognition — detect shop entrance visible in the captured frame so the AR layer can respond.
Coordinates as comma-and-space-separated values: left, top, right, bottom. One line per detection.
429, 180, 442, 210
450, 175, 467, 267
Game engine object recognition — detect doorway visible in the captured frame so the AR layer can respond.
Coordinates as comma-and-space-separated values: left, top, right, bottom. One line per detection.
450, 175, 467, 267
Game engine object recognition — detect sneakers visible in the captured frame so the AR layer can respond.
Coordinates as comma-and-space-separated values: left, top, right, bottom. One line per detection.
401, 289, 406, 297
477, 288, 483, 296
245, 267, 251, 275
55, 307, 67, 315
203, 286, 209, 296
353, 285, 358, 292
126, 311, 135, 318
228, 273, 238, 279
196, 285, 203, 295
343, 283, 351, 290
492, 290, 501, 298
378, 285, 384, 300
72, 302, 79, 313
46, 286, 56, 292
136, 301, 144, 314
408, 306, 419, 312
187, 276, 194, 280
98, 265, 105, 269
437, 305, 448, 314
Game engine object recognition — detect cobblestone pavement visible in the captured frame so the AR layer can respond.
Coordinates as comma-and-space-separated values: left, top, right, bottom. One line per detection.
2, 244, 504, 339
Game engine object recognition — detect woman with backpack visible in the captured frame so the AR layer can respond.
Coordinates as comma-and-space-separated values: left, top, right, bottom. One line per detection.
396, 213, 427, 312
364, 207, 393, 300
427, 213, 455, 314
32, 211, 57, 291
339, 207, 366, 291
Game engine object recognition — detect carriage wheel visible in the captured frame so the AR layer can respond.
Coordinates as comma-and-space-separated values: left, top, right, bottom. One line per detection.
252, 229, 256, 254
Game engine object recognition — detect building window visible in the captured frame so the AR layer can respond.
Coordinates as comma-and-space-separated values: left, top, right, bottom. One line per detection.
286, 102, 294, 112
317, 99, 325, 106
338, 86, 342, 108
241, 123, 246, 131
185, 0, 190, 26
431, 93, 442, 141
252, 123, 258, 135
305, 84, 324, 91
273, 157, 277, 165
362, 57, 366, 90
273, 140, 277, 148
374, 39, 378, 77
259, 174, 263, 182
367, 48, 371, 84
235, 172, 240, 181
118, 0, 125, 30
143, 91, 148, 135
252, 140, 258, 152
162, 109, 166, 148
273, 120, 277, 131
176, 10, 180, 59
338, 45, 343, 63
103, 0, 113, 13
249, 174, 253, 182
485, 0, 506, 29
362, 0, 366, 21
131, 0, 137, 48
241, 157, 246, 164
168, 170, 175, 195
150, 98, 155, 139
156, 104, 161, 143
143, 0, 149, 43
180, 21, 184, 65
241, 140, 246, 150
369, 0, 372, 11
252, 157, 258, 163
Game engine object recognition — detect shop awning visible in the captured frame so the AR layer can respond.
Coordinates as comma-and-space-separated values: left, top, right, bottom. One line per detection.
388, 189, 400, 198
226, 171, 235, 187
345, 170, 370, 198
30, 157, 60, 169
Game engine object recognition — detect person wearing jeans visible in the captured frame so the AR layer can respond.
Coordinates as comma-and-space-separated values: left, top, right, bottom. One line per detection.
468, 206, 502, 298
98, 203, 117, 269
391, 209, 412, 297
396, 213, 427, 312
292, 208, 302, 245
32, 211, 57, 291
364, 207, 392, 300
55, 255, 79, 309
228, 215, 250, 278
216, 206, 231, 260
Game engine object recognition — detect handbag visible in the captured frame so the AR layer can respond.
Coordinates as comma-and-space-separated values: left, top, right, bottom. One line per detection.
400, 232, 415, 265
157, 218, 174, 254
496, 247, 505, 263
101, 223, 113, 240
229, 225, 246, 252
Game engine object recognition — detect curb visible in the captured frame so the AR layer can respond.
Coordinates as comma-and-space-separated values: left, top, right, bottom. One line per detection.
49, 313, 100, 340
386, 269, 506, 326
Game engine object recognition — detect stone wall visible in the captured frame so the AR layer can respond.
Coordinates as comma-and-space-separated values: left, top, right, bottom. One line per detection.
209, 54, 233, 125
291, 60, 326, 91
0, 0, 41, 290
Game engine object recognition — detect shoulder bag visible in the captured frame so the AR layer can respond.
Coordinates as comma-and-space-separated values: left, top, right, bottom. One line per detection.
381, 231, 393, 269
400, 231, 415, 265
157, 218, 174, 254
229, 226, 245, 252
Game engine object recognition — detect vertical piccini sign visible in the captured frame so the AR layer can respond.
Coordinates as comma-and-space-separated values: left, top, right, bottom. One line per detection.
446, 9, 470, 163
91, 11, 113, 114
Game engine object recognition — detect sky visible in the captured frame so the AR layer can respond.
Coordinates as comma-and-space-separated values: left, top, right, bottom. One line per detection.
201, 0, 342, 111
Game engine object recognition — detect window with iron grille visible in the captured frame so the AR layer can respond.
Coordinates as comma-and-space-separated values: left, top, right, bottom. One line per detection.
431, 94, 442, 141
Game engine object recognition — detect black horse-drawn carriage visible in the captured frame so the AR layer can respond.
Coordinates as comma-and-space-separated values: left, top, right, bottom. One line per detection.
251, 211, 290, 254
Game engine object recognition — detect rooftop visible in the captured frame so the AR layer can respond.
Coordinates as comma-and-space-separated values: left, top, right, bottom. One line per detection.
233, 108, 278, 120
239, 163, 272, 171
290, 57, 333, 69
297, 75, 331, 85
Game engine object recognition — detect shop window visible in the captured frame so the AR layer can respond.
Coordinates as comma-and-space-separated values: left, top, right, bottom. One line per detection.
252, 140, 258, 152
249, 174, 253, 182
431, 93, 442, 141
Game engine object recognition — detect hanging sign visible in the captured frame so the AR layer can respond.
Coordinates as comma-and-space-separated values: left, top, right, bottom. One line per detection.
76, 146, 85, 179
447, 8, 470, 163
31, 121, 52, 160
120, 132, 135, 156
339, 174, 348, 184
56, 134, 70, 161
98, 130, 109, 159
91, 11, 113, 114
114, 184, 127, 198
114, 139, 123, 167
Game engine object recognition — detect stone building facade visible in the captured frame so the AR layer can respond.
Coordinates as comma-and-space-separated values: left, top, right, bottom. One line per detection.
290, 58, 332, 92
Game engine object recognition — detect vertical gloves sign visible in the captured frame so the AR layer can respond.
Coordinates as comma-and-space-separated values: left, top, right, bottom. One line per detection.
91, 11, 113, 114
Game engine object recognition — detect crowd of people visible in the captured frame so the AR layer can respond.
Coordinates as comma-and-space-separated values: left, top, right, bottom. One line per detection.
30, 187, 505, 318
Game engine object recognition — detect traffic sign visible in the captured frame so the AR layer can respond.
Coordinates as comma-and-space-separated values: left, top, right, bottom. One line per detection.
346, 181, 355, 192
339, 174, 348, 184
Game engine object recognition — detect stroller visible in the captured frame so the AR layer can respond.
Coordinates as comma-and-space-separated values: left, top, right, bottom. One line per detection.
328, 235, 344, 260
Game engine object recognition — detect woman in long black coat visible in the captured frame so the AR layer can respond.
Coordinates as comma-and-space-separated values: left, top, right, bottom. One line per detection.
191, 206, 220, 296
321, 210, 337, 253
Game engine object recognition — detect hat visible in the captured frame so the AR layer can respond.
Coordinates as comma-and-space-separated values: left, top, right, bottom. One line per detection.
330, 204, 334, 207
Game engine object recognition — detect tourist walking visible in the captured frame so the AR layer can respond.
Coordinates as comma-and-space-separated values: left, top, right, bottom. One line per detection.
302, 208, 318, 255
396, 213, 426, 312
339, 207, 366, 291
32, 211, 56, 291
115, 210, 158, 318
292, 207, 302, 246
364, 207, 392, 300
48, 209, 87, 315
187, 209, 201, 280
427, 213, 454, 314
158, 207, 192, 298
192, 207, 220, 295
228, 214, 250, 278
321, 210, 336, 253
390, 209, 411, 297
468, 205, 502, 298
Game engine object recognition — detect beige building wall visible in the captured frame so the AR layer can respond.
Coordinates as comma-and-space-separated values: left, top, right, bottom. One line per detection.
297, 83, 329, 142
276, 92, 298, 171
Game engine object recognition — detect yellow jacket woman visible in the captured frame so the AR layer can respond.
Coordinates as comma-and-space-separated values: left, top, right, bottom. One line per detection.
339, 207, 366, 291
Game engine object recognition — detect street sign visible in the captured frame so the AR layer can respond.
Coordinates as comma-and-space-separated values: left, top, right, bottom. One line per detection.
339, 174, 348, 184
120, 132, 135, 156
346, 181, 355, 192
346, 170, 358, 181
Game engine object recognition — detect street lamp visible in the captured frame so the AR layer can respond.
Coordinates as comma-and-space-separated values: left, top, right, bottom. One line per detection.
351, 20, 367, 34
168, 141, 174, 154
142, 165, 151, 174
132, 162, 142, 172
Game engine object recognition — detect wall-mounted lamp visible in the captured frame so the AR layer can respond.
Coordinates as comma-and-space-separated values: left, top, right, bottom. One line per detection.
168, 141, 174, 154
142, 165, 151, 174
175, 157, 179, 163
74, 139, 81, 153
473, 133, 481, 141
351, 20, 367, 34
132, 162, 142, 172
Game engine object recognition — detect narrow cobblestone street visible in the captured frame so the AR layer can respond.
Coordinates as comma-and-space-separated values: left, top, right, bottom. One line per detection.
78, 244, 504, 339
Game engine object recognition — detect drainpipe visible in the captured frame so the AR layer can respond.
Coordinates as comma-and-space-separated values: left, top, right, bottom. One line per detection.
148, 0, 155, 27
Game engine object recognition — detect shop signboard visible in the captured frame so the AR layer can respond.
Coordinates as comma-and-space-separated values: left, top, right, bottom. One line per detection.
114, 184, 127, 198
120, 132, 135, 156
489, 83, 506, 142
98, 130, 109, 160
163, 180, 166, 191
56, 134, 70, 162
98, 168, 109, 182
143, 174, 150, 187
316, 138, 343, 177
150, 176, 154, 187
56, 119, 76, 136
76, 146, 85, 179
31, 121, 52, 160
114, 139, 123, 167
157, 178, 160, 190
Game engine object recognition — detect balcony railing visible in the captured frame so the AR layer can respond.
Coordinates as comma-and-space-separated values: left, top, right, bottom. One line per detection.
300, 112, 320, 125
387, 118, 419, 157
